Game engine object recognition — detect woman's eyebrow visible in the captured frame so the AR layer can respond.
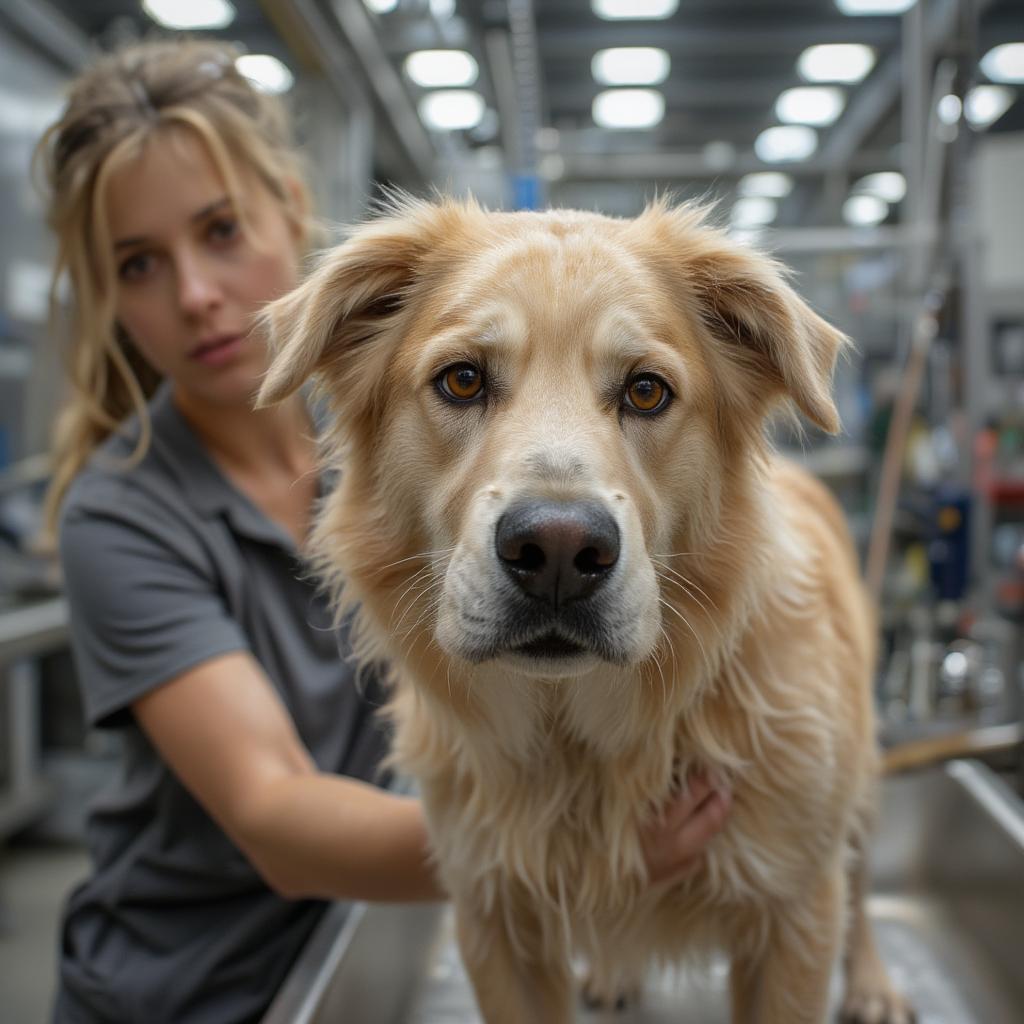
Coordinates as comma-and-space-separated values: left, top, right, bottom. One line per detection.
113, 196, 231, 249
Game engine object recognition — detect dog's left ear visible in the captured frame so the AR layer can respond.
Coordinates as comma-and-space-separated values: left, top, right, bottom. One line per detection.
649, 207, 848, 434
256, 199, 456, 408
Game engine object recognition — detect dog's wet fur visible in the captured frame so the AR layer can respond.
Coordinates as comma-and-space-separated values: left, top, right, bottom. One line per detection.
259, 197, 914, 1023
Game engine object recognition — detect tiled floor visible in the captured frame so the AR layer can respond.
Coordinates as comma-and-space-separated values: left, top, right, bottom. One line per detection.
0, 841, 90, 1024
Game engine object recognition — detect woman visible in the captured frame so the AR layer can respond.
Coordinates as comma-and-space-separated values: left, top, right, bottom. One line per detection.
36, 38, 731, 1024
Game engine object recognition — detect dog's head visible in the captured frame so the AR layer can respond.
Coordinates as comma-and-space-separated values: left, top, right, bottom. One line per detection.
259, 198, 846, 684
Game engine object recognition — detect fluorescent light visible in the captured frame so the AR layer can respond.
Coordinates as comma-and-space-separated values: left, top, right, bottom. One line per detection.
964, 84, 1014, 129
738, 172, 793, 198
430, 0, 457, 19
731, 197, 777, 228
980, 43, 1024, 84
797, 44, 876, 83
593, 0, 678, 20
142, 0, 235, 29
236, 55, 293, 94
592, 89, 665, 129
363, 0, 398, 12
937, 93, 962, 125
835, 0, 915, 14
852, 171, 906, 203
843, 194, 888, 226
592, 48, 670, 86
755, 125, 818, 162
418, 90, 485, 131
702, 140, 736, 171
775, 86, 845, 127
404, 50, 478, 88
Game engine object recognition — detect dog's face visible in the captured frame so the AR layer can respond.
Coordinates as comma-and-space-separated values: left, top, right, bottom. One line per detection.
259, 200, 845, 682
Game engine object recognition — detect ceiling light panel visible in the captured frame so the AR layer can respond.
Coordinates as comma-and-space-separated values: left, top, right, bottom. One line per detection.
593, 0, 678, 20
404, 50, 479, 88
236, 55, 293, 94
731, 197, 778, 228
835, 0, 915, 14
419, 90, 486, 131
965, 85, 1015, 129
980, 43, 1024, 84
755, 125, 818, 162
853, 171, 906, 203
937, 93, 963, 125
737, 172, 794, 198
798, 44, 876, 83
142, 0, 235, 29
363, 0, 398, 13
592, 89, 665, 129
592, 48, 670, 87
775, 86, 845, 126
843, 194, 888, 226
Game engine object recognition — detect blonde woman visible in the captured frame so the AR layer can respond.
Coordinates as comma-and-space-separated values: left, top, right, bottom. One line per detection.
36, 38, 731, 1023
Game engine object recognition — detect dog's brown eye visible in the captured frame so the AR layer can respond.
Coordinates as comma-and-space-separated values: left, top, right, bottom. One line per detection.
438, 363, 485, 403
624, 374, 670, 414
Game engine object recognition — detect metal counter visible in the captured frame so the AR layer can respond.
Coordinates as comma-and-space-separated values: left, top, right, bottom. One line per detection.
0, 596, 68, 837
265, 760, 1024, 1024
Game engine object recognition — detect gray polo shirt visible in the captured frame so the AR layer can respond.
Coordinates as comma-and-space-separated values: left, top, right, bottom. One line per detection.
53, 382, 390, 1024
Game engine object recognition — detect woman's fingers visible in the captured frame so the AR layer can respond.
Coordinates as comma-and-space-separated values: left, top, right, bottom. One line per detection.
642, 780, 732, 885
670, 787, 731, 863
661, 774, 713, 830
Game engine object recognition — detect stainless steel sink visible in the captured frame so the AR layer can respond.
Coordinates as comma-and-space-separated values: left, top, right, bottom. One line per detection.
263, 760, 1024, 1024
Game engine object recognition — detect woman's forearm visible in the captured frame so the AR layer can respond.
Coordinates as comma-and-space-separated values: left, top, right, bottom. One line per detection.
239, 772, 446, 903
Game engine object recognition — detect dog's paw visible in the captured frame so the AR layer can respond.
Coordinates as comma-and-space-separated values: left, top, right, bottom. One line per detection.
838, 985, 916, 1024
580, 976, 640, 1013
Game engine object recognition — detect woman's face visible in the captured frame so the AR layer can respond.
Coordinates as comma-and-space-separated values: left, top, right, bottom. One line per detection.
105, 128, 303, 408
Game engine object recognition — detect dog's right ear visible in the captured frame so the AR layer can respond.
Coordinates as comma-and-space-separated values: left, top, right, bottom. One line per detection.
256, 200, 455, 408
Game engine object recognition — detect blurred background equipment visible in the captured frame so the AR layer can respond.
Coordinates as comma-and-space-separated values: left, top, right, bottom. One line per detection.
0, 1, 1022, 1021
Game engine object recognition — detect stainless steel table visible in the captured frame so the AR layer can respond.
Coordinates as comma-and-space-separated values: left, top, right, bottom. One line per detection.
265, 760, 1024, 1024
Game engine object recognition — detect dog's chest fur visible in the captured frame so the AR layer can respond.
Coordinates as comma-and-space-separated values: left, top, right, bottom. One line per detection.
389, 593, 853, 963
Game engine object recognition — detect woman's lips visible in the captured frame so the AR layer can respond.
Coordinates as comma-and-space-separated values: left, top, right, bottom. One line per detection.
190, 334, 245, 366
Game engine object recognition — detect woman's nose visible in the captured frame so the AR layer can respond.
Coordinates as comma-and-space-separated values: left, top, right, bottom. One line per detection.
176, 253, 223, 316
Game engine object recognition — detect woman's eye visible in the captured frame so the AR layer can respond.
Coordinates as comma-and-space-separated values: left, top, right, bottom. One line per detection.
118, 252, 154, 282
623, 374, 671, 415
207, 217, 239, 244
437, 363, 485, 403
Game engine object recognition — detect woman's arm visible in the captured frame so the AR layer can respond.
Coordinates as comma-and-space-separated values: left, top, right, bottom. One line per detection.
133, 651, 443, 901
134, 651, 730, 902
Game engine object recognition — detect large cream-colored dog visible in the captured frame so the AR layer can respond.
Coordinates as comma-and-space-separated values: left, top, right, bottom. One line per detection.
259, 198, 913, 1024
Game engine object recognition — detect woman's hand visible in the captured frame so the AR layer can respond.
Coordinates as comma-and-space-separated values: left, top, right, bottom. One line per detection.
640, 774, 732, 885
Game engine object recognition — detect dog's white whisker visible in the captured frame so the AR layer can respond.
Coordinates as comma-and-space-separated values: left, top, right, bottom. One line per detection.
389, 570, 442, 632
373, 546, 457, 576
654, 568, 727, 652
657, 595, 712, 675
652, 559, 720, 613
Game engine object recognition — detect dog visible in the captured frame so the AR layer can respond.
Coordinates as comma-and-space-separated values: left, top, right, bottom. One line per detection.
258, 197, 914, 1024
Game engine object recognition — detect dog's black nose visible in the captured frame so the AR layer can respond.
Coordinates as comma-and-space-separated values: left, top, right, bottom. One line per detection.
495, 499, 619, 608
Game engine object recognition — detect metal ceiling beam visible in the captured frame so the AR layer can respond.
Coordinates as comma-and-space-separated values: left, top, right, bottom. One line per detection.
561, 149, 898, 182
327, 0, 437, 181
485, 30, 524, 173
379, 9, 1021, 58
818, 0, 996, 171
0, 0, 93, 70
381, 18, 472, 55
537, 22, 899, 59
548, 77, 800, 110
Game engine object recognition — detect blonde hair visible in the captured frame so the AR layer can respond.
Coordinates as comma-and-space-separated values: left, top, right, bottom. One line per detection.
34, 37, 316, 539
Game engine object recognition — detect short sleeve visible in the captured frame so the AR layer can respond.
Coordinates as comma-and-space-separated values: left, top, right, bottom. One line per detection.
60, 495, 250, 729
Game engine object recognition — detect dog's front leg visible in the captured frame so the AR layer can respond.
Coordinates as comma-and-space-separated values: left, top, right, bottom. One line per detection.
454, 897, 573, 1024
729, 866, 846, 1024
